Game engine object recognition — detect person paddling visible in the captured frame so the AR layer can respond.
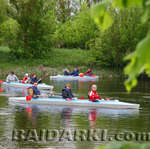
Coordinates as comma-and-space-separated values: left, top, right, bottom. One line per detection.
62, 83, 74, 101
29, 82, 41, 98
22, 73, 30, 84
88, 84, 102, 102
6, 71, 19, 83
31, 74, 40, 84
85, 69, 93, 76
63, 68, 70, 76
71, 68, 79, 76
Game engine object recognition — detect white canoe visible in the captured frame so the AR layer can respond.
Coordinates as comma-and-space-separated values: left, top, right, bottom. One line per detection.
50, 75, 99, 81
9, 97, 140, 109
2, 82, 53, 90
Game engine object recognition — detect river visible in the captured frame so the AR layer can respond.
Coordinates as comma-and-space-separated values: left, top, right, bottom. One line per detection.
0, 77, 150, 149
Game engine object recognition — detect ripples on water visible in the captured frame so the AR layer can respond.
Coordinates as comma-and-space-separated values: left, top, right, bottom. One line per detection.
0, 77, 150, 149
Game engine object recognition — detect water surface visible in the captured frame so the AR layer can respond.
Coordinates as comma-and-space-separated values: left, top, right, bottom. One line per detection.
0, 77, 150, 149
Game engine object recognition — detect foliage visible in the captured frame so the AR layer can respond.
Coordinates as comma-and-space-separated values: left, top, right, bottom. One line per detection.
53, 9, 98, 49
0, 46, 93, 70
53, 0, 79, 23
97, 142, 150, 149
7, 0, 56, 58
91, 0, 150, 91
90, 8, 148, 68
0, 19, 18, 45
0, 0, 8, 24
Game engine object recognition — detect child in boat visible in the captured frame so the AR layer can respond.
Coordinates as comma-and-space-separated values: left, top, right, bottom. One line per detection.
85, 69, 93, 76
6, 71, 19, 83
22, 73, 30, 84
62, 83, 74, 101
88, 84, 102, 102
28, 82, 41, 98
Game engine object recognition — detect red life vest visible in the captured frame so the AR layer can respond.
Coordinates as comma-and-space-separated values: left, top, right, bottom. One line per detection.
22, 77, 28, 84
88, 90, 102, 102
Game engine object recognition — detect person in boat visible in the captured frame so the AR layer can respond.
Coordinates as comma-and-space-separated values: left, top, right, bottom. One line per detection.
85, 69, 93, 76
62, 83, 74, 101
28, 82, 41, 98
88, 84, 102, 102
22, 73, 30, 84
63, 68, 70, 76
31, 74, 40, 84
70, 68, 79, 76
6, 71, 19, 83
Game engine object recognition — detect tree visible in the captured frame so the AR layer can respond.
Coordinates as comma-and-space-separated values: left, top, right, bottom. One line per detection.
0, 0, 8, 24
7, 0, 56, 58
91, 0, 150, 91
53, 0, 78, 23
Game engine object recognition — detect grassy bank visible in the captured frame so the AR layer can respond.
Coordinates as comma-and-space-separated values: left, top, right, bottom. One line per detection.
0, 46, 121, 79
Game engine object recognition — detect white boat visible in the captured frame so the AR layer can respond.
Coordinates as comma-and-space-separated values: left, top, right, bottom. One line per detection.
50, 75, 99, 81
2, 82, 53, 90
9, 97, 140, 109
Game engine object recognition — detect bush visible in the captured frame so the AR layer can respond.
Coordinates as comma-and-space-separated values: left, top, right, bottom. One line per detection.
53, 9, 99, 49
90, 8, 148, 68
0, 19, 18, 45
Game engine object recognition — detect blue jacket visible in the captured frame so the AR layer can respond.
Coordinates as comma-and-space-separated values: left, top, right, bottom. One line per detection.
71, 70, 79, 76
31, 77, 38, 84
62, 88, 74, 99
31, 86, 40, 95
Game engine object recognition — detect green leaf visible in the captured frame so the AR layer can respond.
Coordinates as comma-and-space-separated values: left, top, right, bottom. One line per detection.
124, 31, 150, 92
141, 0, 150, 23
112, 0, 143, 8
91, 2, 113, 31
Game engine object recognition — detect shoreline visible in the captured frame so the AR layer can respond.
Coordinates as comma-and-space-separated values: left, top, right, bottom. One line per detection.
0, 65, 123, 81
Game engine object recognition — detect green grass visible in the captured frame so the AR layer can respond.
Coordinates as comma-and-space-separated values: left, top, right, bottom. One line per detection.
0, 46, 119, 79
0, 47, 91, 68
0, 47, 93, 77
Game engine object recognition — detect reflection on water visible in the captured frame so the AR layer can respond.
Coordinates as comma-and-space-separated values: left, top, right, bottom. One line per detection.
0, 77, 150, 149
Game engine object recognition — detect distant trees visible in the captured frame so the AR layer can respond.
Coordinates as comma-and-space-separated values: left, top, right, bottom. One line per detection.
6, 0, 56, 58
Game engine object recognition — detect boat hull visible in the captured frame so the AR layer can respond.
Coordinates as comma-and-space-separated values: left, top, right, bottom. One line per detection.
2, 82, 53, 90
50, 75, 99, 81
9, 97, 140, 109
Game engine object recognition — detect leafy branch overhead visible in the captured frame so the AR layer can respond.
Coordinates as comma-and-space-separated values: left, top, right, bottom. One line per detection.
91, 0, 150, 92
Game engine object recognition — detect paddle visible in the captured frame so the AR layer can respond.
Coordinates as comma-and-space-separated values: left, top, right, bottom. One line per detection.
90, 75, 96, 78
79, 97, 110, 101
37, 72, 50, 84
0, 80, 4, 84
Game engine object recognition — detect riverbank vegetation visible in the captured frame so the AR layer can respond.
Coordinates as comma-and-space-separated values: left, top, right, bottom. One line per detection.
0, 0, 149, 87
0, 0, 148, 67
0, 46, 116, 79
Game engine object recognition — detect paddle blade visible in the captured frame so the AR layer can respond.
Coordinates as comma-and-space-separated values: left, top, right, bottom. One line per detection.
0, 80, 4, 84
66, 98, 72, 101
0, 88, 3, 93
79, 73, 84, 77
26, 96, 32, 101
91, 75, 96, 77
80, 97, 85, 100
